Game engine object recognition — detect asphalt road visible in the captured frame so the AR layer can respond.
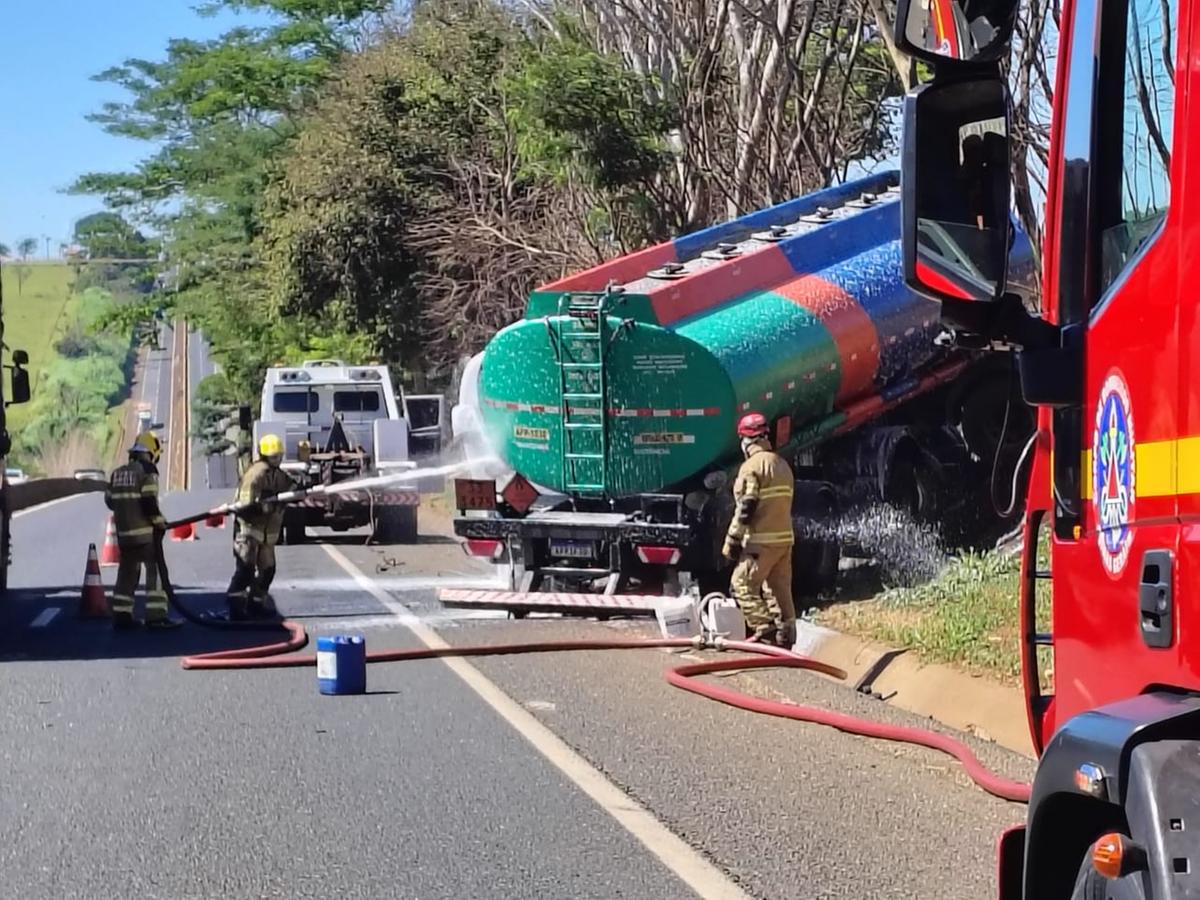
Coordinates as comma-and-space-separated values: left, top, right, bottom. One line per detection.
0, 491, 1036, 899
125, 321, 177, 485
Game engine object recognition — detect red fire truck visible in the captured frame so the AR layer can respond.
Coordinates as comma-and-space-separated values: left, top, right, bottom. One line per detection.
895, 0, 1196, 895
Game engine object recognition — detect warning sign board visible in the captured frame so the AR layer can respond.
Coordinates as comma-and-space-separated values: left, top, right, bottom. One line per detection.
455, 479, 497, 511
501, 473, 539, 515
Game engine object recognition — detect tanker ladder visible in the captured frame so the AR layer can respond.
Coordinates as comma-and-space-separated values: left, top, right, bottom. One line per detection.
551, 291, 614, 499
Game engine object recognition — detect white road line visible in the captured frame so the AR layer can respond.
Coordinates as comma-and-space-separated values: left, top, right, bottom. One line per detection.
30, 608, 60, 628
321, 544, 751, 900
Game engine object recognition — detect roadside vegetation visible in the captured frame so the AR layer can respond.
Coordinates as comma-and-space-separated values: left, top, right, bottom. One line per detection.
819, 534, 1052, 684
0, 264, 79, 438
0, 264, 136, 475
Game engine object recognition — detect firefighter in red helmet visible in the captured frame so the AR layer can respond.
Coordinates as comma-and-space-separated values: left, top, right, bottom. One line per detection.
722, 412, 797, 647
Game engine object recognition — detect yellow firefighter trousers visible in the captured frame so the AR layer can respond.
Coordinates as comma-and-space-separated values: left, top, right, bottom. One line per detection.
112, 543, 169, 622
731, 545, 796, 632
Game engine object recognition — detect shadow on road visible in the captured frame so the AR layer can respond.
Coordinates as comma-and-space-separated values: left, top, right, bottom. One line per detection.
0, 587, 303, 664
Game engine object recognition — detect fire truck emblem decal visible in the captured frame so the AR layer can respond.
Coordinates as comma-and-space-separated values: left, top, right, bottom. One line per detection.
1093, 371, 1136, 578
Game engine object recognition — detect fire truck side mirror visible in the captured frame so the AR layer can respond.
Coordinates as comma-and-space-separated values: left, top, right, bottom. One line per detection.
901, 75, 1012, 307
8, 364, 30, 406
238, 405, 252, 432
894, 0, 1017, 65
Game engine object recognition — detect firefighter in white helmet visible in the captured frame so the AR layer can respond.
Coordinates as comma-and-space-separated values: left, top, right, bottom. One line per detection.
226, 433, 295, 620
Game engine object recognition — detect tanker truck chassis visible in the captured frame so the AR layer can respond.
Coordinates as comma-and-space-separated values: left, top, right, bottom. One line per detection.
450, 171, 1032, 605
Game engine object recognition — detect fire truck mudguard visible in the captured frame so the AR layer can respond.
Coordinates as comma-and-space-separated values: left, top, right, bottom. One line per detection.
1006, 693, 1200, 899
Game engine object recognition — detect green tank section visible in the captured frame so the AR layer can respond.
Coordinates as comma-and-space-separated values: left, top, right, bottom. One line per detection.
477, 171, 942, 497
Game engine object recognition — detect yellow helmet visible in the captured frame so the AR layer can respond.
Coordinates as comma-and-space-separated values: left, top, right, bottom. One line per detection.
130, 431, 162, 464
258, 433, 285, 459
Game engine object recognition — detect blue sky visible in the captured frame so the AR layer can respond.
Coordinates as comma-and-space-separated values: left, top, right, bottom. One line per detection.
0, 1, 268, 255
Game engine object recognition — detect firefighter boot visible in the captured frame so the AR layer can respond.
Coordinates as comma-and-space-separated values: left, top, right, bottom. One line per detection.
247, 596, 277, 620
226, 593, 250, 622
112, 611, 137, 631
748, 623, 778, 644
776, 620, 796, 650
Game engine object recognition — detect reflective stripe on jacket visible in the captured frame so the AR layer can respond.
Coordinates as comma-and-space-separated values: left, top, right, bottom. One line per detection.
727, 444, 795, 548
105, 459, 165, 545
235, 461, 294, 543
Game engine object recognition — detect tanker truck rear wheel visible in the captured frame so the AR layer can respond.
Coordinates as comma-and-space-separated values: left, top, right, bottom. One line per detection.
282, 515, 306, 546
373, 506, 418, 544
792, 540, 840, 600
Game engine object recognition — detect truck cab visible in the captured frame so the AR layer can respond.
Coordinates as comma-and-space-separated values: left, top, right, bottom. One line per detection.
253, 359, 444, 545
895, 0, 1200, 894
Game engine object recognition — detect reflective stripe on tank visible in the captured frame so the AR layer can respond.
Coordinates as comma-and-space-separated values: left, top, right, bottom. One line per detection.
484, 398, 721, 418
108, 492, 142, 500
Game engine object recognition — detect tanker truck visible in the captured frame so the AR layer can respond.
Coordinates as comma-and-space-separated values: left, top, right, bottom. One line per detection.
451, 170, 1035, 604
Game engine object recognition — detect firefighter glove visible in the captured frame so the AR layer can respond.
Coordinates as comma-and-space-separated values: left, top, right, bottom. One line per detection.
722, 533, 743, 561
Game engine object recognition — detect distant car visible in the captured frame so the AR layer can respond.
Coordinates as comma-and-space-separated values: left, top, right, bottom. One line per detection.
73, 468, 106, 482
5, 468, 26, 485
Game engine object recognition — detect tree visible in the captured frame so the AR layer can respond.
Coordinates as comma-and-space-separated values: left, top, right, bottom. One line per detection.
14, 265, 31, 295
556, 0, 905, 224
70, 0, 390, 401
16, 238, 36, 260
260, 3, 676, 374
73, 212, 154, 260
0, 242, 10, 258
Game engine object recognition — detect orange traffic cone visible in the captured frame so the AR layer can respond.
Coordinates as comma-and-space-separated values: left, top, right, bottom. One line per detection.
170, 521, 198, 542
100, 516, 120, 567
80, 544, 109, 619
204, 513, 226, 530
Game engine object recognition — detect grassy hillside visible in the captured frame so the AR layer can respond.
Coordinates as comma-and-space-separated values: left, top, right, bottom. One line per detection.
0, 263, 80, 436
0, 263, 135, 473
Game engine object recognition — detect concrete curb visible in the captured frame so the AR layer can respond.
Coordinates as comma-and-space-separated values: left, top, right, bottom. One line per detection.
794, 620, 1036, 759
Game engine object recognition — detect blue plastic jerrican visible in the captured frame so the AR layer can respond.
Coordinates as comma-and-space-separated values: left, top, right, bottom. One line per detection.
316, 635, 367, 695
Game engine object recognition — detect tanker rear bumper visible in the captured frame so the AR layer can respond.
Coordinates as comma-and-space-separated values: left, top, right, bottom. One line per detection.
454, 508, 701, 594
454, 510, 692, 546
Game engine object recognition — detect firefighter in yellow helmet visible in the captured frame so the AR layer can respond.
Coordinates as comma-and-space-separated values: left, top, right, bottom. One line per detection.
104, 431, 180, 630
722, 412, 797, 648
226, 433, 295, 620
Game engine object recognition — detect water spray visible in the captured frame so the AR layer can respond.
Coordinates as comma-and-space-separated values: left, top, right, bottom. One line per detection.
163, 457, 498, 531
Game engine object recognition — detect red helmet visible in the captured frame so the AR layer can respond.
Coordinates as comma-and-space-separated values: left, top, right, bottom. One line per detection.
736, 412, 769, 439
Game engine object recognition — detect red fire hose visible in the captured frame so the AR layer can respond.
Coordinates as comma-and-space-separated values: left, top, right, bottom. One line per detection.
181, 627, 1032, 803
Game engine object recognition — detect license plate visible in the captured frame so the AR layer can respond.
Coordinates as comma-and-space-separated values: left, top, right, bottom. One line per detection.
549, 539, 595, 559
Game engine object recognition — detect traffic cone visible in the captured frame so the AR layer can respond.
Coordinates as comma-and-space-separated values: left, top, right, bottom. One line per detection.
170, 521, 198, 542
100, 516, 120, 567
204, 513, 226, 530
80, 544, 109, 619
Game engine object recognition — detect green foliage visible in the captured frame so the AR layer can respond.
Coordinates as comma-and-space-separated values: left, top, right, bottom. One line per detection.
11, 288, 133, 472
73, 212, 156, 260
70, 1, 384, 404
507, 35, 677, 191
259, 4, 677, 374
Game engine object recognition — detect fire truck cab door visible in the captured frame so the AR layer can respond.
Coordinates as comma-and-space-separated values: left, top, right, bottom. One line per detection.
1049, 0, 1185, 728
